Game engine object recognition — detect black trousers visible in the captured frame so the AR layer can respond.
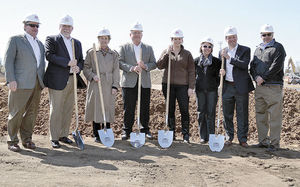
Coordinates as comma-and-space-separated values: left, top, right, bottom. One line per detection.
122, 82, 151, 135
196, 90, 217, 141
93, 122, 111, 137
162, 84, 190, 137
222, 82, 249, 143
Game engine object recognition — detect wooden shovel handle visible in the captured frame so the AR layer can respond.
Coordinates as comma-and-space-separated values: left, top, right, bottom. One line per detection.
72, 40, 79, 131
136, 47, 142, 132
216, 57, 225, 133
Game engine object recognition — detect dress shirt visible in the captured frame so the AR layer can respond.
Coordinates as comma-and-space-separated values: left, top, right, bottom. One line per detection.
25, 32, 41, 68
225, 44, 238, 82
60, 34, 73, 73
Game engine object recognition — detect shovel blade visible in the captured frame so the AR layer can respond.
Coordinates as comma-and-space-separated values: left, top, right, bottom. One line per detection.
72, 130, 84, 150
209, 134, 225, 152
130, 132, 145, 148
98, 129, 115, 147
158, 130, 173, 148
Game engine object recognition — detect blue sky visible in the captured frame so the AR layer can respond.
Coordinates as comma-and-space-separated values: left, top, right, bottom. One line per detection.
0, 0, 300, 67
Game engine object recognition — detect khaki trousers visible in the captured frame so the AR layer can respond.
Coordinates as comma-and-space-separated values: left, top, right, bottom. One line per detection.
7, 79, 41, 145
48, 75, 74, 141
255, 84, 283, 147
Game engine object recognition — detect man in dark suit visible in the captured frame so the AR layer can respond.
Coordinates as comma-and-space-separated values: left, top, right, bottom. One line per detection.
219, 26, 254, 147
4, 14, 45, 152
43, 15, 84, 148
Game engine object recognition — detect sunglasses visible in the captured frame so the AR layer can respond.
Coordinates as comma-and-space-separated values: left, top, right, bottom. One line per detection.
202, 45, 212, 49
261, 33, 272, 37
26, 24, 39, 28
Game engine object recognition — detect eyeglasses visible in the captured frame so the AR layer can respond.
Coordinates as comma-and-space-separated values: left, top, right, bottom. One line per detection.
261, 33, 272, 37
202, 45, 212, 49
26, 24, 39, 28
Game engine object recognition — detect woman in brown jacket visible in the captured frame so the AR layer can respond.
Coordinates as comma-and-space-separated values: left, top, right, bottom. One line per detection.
156, 29, 195, 143
83, 28, 120, 142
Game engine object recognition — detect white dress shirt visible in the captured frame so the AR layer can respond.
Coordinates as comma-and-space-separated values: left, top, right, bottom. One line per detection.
225, 44, 238, 82
133, 42, 142, 62
60, 34, 73, 73
25, 32, 41, 68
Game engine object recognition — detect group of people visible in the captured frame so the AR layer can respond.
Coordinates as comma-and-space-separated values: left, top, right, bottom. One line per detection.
4, 14, 286, 153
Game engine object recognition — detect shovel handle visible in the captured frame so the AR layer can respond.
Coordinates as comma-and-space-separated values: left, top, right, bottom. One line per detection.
72, 40, 79, 131
92, 44, 107, 127
165, 51, 171, 130
136, 47, 142, 132
216, 56, 225, 133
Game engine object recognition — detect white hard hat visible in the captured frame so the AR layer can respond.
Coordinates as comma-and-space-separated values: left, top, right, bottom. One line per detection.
224, 26, 237, 37
201, 37, 214, 46
23, 14, 40, 24
60, 15, 73, 26
130, 22, 143, 31
170, 28, 184, 38
98, 28, 111, 36
260, 24, 274, 33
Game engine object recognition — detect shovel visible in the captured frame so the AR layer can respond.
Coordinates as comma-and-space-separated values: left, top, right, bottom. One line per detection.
92, 44, 115, 147
130, 47, 145, 148
158, 51, 173, 148
209, 56, 225, 152
71, 39, 84, 150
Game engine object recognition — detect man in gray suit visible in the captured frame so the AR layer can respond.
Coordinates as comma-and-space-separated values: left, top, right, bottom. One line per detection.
4, 14, 45, 152
119, 22, 157, 140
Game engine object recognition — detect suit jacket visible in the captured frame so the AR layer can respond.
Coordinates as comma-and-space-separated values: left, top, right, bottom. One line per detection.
118, 43, 156, 88
43, 34, 84, 90
4, 34, 45, 89
221, 44, 254, 95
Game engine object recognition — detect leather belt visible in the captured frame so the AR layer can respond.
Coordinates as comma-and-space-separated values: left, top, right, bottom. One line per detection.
225, 80, 235, 85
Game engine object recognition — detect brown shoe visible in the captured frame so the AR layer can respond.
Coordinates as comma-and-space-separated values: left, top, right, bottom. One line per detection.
225, 140, 232, 146
240, 142, 248, 148
8, 144, 21, 152
22, 141, 36, 150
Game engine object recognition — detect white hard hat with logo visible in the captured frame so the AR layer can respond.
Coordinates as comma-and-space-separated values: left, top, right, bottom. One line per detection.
260, 24, 274, 33
23, 14, 40, 24
170, 28, 184, 38
60, 15, 73, 26
201, 37, 214, 46
224, 26, 237, 37
130, 22, 143, 31
98, 28, 111, 36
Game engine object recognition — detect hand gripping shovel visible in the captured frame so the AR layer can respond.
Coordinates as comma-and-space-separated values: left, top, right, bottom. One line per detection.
209, 56, 225, 152
71, 39, 84, 150
158, 51, 173, 148
92, 44, 114, 147
130, 47, 145, 148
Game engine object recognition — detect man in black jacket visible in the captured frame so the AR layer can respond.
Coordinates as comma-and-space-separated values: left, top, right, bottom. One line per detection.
250, 24, 286, 152
220, 26, 254, 147
43, 15, 84, 148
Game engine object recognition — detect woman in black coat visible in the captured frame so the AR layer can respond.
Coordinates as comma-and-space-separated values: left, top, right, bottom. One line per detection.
194, 37, 221, 143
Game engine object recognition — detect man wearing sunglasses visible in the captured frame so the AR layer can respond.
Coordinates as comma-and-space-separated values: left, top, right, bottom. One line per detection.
250, 24, 286, 152
4, 14, 45, 152
219, 26, 255, 148
43, 15, 84, 148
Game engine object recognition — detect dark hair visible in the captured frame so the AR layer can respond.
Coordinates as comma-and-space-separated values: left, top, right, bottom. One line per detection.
98, 35, 111, 40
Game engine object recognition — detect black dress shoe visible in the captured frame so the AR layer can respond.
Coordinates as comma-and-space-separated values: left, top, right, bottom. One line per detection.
145, 132, 153, 140
51, 140, 61, 148
121, 133, 129, 140
59, 137, 73, 144
267, 145, 278, 152
95, 137, 101, 143
252, 142, 268, 148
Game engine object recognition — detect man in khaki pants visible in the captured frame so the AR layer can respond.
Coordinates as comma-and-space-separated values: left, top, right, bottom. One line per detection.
250, 24, 286, 152
4, 14, 45, 152
43, 15, 84, 148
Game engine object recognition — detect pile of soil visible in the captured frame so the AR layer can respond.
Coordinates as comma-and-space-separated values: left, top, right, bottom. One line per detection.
0, 85, 299, 144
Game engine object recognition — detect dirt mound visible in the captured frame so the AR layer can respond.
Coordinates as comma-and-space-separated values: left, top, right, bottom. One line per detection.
0, 85, 299, 144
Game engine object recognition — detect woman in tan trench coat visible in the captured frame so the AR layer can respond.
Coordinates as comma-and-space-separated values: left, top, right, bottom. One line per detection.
83, 28, 120, 142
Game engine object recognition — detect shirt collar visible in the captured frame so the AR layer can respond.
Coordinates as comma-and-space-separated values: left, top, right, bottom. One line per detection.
259, 39, 275, 49
60, 33, 72, 41
25, 32, 38, 41
133, 42, 142, 48
228, 44, 238, 52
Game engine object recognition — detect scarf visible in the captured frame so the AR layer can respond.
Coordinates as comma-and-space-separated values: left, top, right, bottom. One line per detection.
198, 54, 212, 74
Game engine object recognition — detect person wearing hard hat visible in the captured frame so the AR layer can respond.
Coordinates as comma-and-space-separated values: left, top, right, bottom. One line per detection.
250, 24, 286, 152
4, 14, 45, 152
43, 15, 84, 148
194, 37, 221, 144
118, 22, 157, 140
219, 26, 254, 147
83, 28, 120, 143
157, 29, 195, 143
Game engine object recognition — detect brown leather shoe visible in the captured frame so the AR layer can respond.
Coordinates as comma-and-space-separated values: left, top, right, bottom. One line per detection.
240, 142, 248, 148
225, 140, 232, 146
8, 144, 21, 152
22, 141, 36, 150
